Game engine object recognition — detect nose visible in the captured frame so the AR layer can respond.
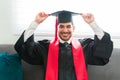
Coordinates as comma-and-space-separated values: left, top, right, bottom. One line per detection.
63, 27, 68, 32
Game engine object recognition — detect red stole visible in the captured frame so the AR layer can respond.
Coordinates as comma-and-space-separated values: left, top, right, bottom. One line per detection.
45, 18, 88, 80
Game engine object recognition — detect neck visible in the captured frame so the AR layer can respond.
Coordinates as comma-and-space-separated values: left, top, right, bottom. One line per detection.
58, 36, 72, 44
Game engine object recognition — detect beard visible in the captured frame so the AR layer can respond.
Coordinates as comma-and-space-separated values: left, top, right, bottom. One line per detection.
60, 32, 70, 35
59, 32, 72, 41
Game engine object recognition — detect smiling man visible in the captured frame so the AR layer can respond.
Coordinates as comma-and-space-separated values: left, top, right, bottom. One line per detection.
14, 10, 113, 80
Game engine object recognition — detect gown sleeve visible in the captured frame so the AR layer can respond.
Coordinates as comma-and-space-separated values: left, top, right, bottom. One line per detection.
79, 32, 113, 65
14, 31, 49, 65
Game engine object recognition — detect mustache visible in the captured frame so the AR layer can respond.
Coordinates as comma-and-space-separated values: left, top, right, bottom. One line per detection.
60, 32, 70, 34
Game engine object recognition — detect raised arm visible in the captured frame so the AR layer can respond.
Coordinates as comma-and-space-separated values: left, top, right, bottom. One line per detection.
80, 13, 104, 40
14, 12, 49, 65
80, 13, 113, 65
24, 12, 49, 42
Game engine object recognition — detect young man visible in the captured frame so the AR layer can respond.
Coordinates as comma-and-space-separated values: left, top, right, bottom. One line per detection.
14, 10, 113, 80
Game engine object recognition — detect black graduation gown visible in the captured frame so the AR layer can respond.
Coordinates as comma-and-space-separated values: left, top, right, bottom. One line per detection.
14, 32, 113, 80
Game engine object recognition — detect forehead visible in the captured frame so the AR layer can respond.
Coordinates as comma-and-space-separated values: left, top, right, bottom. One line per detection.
58, 22, 72, 26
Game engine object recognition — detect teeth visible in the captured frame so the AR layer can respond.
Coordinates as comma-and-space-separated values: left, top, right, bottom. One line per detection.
63, 34, 68, 36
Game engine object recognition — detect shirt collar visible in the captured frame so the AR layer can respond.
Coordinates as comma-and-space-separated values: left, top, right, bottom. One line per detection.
58, 36, 71, 44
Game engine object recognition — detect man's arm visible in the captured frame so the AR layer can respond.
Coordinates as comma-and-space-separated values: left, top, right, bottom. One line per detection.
24, 21, 38, 42
14, 12, 49, 65
80, 13, 113, 65
81, 13, 104, 40
24, 12, 49, 42
89, 21, 104, 40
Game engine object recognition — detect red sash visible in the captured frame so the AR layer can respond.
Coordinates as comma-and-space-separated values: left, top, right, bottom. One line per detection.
45, 18, 88, 80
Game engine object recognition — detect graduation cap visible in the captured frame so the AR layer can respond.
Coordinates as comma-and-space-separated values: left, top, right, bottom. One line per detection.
49, 10, 80, 23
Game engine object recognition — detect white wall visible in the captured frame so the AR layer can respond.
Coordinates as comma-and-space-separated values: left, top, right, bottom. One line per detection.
0, 0, 18, 44
0, 0, 120, 49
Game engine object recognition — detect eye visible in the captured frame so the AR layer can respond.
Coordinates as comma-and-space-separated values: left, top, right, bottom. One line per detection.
67, 25, 72, 28
59, 25, 64, 28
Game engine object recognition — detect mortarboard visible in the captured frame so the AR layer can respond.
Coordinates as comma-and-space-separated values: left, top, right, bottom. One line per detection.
49, 10, 80, 23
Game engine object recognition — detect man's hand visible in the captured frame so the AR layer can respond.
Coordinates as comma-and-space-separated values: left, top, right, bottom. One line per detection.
35, 12, 49, 24
80, 13, 94, 24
